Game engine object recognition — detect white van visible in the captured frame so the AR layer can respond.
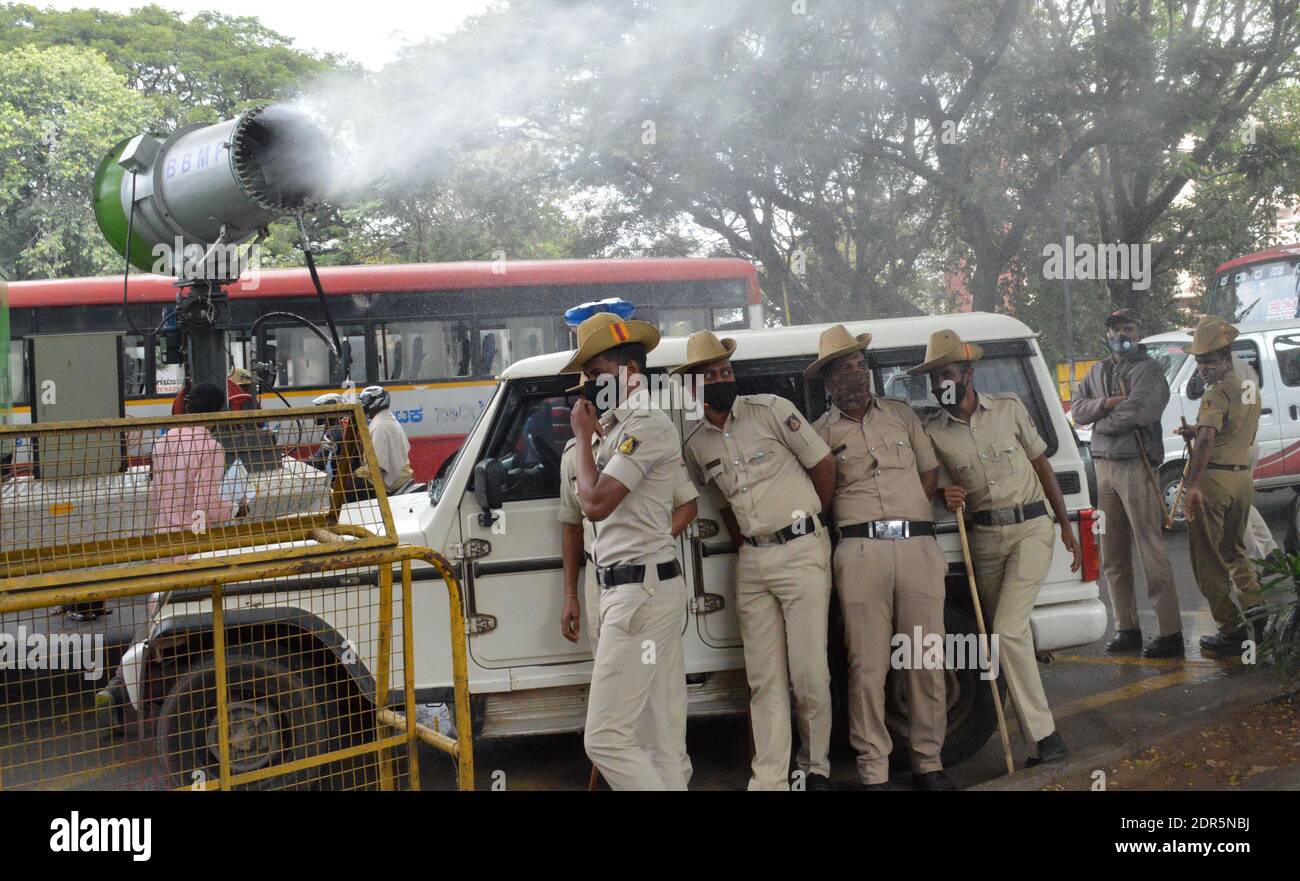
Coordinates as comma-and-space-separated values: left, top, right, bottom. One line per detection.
1141, 318, 1300, 526
135, 312, 1107, 774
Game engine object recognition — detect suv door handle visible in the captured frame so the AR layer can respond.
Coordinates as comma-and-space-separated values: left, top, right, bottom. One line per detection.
1291, 405, 1298, 420
1261, 407, 1273, 415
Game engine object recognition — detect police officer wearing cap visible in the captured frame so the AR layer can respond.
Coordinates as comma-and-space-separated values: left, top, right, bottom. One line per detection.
557, 383, 699, 785
563, 312, 692, 790
676, 330, 836, 791
809, 325, 953, 791
1176, 316, 1263, 657
1071, 309, 1184, 658
914, 330, 1081, 767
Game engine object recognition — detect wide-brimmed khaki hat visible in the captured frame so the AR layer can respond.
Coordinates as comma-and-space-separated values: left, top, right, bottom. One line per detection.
559, 312, 661, 374
1186, 315, 1239, 356
670, 330, 738, 375
228, 366, 256, 387
805, 324, 872, 379
906, 329, 985, 376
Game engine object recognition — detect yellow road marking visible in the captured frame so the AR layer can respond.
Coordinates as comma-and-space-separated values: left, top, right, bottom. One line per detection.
1053, 653, 1223, 669
1054, 667, 1222, 720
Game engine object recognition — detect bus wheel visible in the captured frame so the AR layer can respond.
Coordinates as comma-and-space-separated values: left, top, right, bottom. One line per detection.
156, 650, 331, 791
1159, 465, 1188, 532
885, 603, 1003, 770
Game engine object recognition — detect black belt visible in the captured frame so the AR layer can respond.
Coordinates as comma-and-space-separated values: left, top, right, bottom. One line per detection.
836, 520, 936, 540
1206, 462, 1249, 472
744, 515, 821, 548
971, 500, 1048, 527
596, 559, 681, 590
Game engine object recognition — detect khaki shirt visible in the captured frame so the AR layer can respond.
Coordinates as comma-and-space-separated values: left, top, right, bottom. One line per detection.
923, 393, 1048, 512
571, 387, 685, 567
1195, 361, 1261, 467
559, 436, 699, 551
812, 397, 939, 524
683, 393, 830, 538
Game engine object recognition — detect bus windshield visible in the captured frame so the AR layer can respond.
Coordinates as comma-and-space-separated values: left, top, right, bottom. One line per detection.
1142, 340, 1190, 387
1205, 257, 1300, 323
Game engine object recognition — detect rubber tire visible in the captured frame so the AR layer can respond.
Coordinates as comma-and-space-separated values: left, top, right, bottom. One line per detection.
885, 602, 1005, 770
156, 650, 332, 791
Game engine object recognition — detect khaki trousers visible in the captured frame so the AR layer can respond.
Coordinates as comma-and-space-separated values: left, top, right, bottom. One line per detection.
970, 516, 1056, 746
834, 535, 947, 785
582, 560, 692, 785
735, 529, 833, 791
583, 561, 689, 790
1095, 457, 1182, 637
1188, 468, 1262, 634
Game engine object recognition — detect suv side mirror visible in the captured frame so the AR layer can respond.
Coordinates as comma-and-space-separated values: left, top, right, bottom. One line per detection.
473, 458, 506, 524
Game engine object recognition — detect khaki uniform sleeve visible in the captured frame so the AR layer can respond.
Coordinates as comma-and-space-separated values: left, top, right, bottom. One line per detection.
769, 396, 831, 469
557, 446, 582, 525
672, 462, 699, 508
1197, 385, 1230, 432
1012, 398, 1048, 460
601, 411, 673, 493
901, 403, 939, 473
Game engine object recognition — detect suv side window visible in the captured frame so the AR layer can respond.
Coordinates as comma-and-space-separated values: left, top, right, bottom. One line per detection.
872, 344, 1059, 458
1274, 335, 1300, 387
484, 389, 575, 502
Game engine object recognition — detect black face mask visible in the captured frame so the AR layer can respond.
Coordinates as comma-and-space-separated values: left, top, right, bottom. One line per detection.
931, 377, 968, 407
703, 381, 738, 412
583, 378, 612, 416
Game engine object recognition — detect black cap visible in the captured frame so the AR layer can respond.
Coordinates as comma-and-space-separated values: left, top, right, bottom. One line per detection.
1105, 308, 1142, 328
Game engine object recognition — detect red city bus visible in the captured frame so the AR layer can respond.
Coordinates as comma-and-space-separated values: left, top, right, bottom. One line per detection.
5, 258, 763, 479
1204, 243, 1300, 323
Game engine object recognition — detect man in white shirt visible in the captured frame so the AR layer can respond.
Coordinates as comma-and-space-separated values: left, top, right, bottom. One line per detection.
354, 386, 413, 495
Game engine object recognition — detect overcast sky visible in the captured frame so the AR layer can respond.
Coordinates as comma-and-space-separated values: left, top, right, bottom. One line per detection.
37, 0, 495, 69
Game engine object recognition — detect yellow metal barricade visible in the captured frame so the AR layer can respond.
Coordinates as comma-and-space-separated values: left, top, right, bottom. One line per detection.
0, 405, 473, 791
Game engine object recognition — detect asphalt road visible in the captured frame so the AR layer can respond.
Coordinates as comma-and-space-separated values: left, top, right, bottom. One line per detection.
417, 488, 1300, 791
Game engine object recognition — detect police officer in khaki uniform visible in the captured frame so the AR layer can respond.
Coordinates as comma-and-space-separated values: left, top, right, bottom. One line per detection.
912, 330, 1081, 767
809, 325, 953, 791
557, 417, 700, 784
675, 330, 836, 791
562, 312, 691, 790
1175, 316, 1263, 657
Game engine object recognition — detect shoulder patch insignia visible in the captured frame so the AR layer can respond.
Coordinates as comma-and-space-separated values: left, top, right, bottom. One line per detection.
617, 435, 641, 456
786, 415, 802, 432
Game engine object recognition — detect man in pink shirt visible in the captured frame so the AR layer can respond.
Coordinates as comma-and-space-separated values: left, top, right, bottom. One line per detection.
151, 382, 234, 535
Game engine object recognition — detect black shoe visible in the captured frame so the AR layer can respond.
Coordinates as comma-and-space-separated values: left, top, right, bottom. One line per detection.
1142, 632, 1185, 659
853, 781, 889, 791
1199, 628, 1249, 657
1025, 731, 1068, 767
912, 770, 956, 791
804, 773, 832, 791
1105, 629, 1142, 653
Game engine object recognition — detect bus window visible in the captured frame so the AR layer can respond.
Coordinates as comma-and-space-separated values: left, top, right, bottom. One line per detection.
265, 325, 368, 388
713, 306, 747, 330
374, 320, 472, 381
122, 334, 148, 398
483, 318, 558, 370
154, 337, 185, 397
659, 308, 709, 336
8, 343, 27, 405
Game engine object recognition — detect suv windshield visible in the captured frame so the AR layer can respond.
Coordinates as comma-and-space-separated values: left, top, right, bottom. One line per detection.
1142, 340, 1190, 387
